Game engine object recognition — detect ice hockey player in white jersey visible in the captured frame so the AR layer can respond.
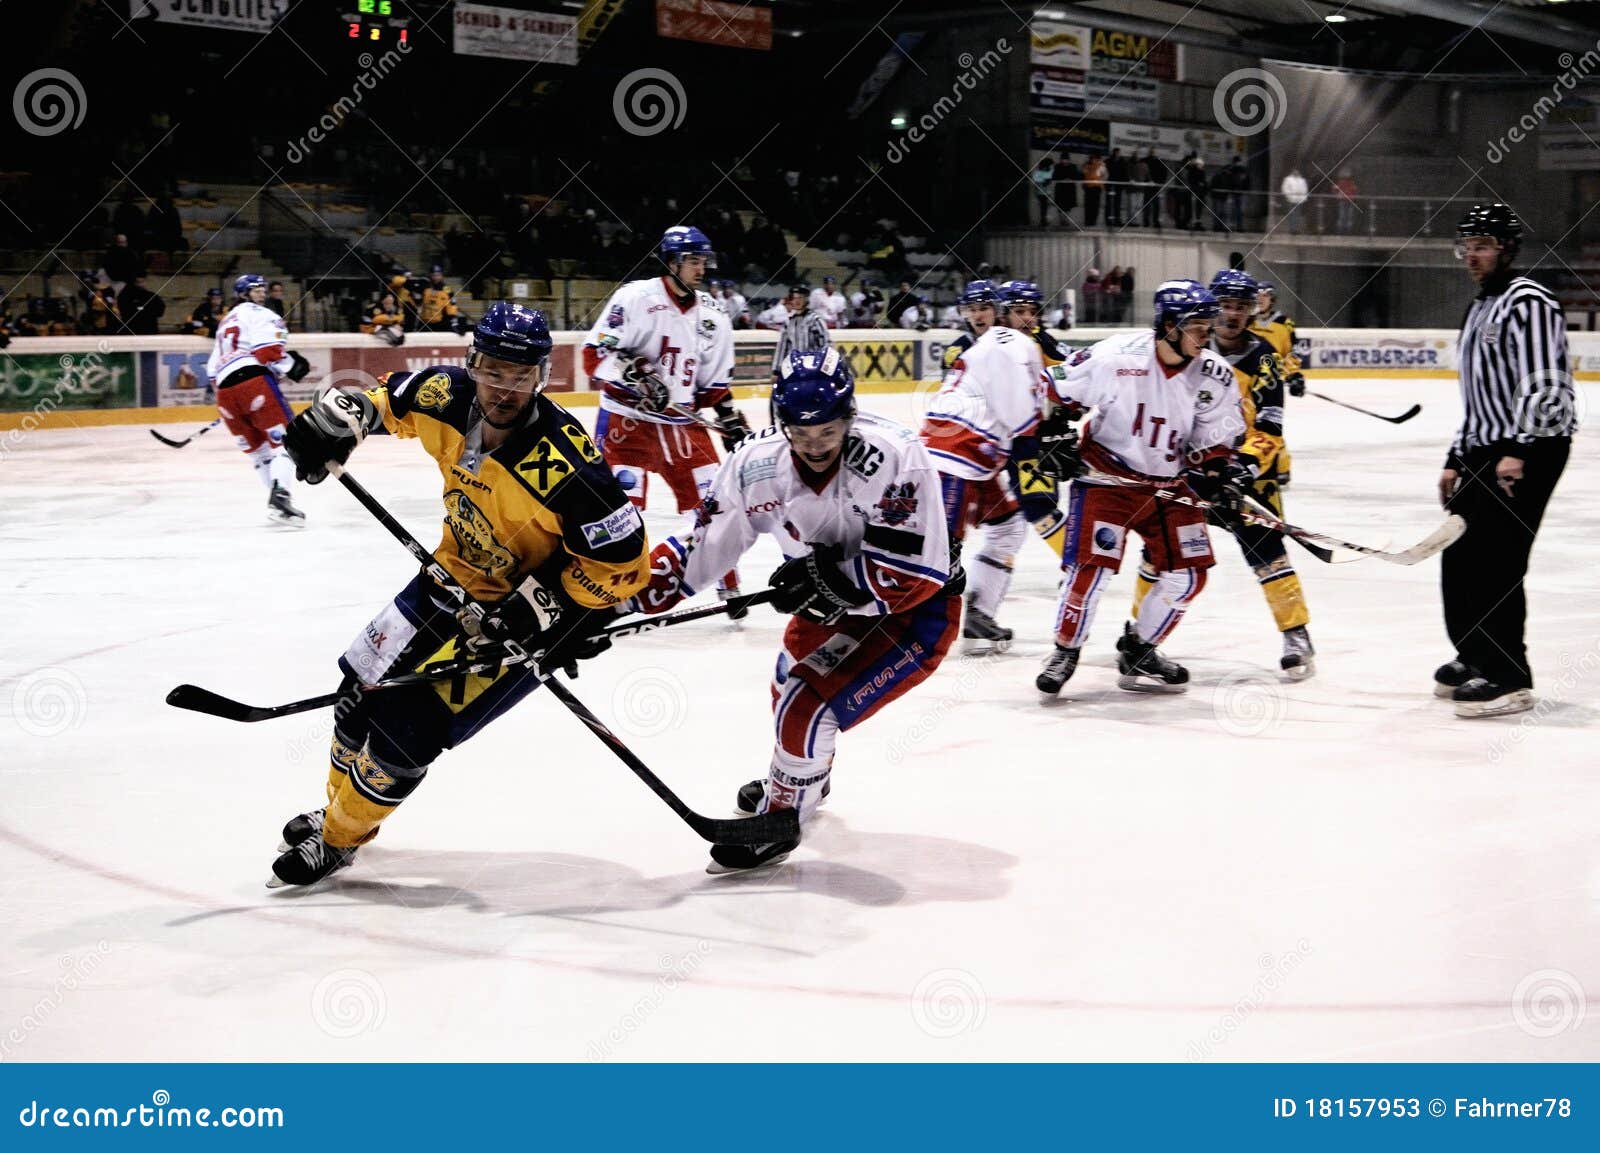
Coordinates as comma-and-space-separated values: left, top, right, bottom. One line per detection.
206, 273, 304, 525
584, 226, 751, 595
634, 349, 963, 872
921, 281, 1051, 653
1034, 280, 1248, 696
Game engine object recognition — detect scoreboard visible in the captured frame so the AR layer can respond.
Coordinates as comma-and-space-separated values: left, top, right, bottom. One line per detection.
344, 0, 410, 44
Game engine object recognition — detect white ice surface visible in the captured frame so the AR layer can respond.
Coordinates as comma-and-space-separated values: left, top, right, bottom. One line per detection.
1, 381, 1596, 1062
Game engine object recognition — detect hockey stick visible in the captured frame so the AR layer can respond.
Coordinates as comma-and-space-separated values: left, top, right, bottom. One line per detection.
1078, 470, 1464, 566
1305, 389, 1421, 425
166, 589, 777, 723
150, 418, 221, 448
330, 463, 797, 847
1242, 489, 1351, 564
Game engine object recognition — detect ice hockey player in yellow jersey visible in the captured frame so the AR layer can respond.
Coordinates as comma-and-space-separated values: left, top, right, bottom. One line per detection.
269, 303, 650, 886
1128, 270, 1314, 678
1249, 280, 1304, 483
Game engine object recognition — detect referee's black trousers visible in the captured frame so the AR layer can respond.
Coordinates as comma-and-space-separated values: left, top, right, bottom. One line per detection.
1441, 437, 1569, 690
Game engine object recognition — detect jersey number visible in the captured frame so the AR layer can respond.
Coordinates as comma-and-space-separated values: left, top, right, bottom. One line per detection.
657, 337, 695, 388
221, 324, 242, 356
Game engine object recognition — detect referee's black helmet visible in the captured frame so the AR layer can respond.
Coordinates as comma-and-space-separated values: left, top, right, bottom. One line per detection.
1455, 203, 1522, 256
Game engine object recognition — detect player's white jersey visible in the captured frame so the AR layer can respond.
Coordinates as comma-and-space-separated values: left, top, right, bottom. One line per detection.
670, 412, 952, 614
586, 276, 733, 426
923, 325, 1046, 480
809, 288, 848, 327
1050, 330, 1243, 481
205, 301, 289, 385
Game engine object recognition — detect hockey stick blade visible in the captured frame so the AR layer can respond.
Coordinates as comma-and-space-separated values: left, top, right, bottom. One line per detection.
150, 428, 195, 448
165, 683, 346, 723
1306, 390, 1421, 424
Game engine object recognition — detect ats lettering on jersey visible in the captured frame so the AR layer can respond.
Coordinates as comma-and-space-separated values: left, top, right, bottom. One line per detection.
515, 437, 574, 497
415, 373, 453, 411
445, 490, 516, 579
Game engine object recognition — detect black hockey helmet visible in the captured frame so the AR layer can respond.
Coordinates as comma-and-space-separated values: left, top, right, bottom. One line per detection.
1455, 203, 1522, 257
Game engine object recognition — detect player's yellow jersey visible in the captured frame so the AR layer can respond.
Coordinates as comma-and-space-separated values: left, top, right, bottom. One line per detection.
1250, 311, 1300, 374
366, 365, 649, 607
419, 284, 460, 326
1211, 333, 1287, 483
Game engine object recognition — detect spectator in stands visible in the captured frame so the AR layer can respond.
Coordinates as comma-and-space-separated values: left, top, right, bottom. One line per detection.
884, 279, 922, 329
79, 284, 119, 335
745, 215, 790, 282
754, 296, 788, 329
1120, 267, 1136, 322
810, 276, 848, 328
1106, 148, 1129, 227
849, 281, 883, 327
147, 193, 185, 256
418, 265, 465, 332
1335, 170, 1359, 234
1102, 267, 1125, 323
1184, 156, 1209, 231
112, 193, 146, 250
264, 280, 288, 319
1280, 166, 1309, 233
101, 233, 144, 293
1082, 268, 1102, 324
362, 291, 406, 346
1082, 154, 1106, 228
717, 280, 750, 328
1139, 148, 1164, 228
184, 287, 225, 338
1053, 155, 1081, 229
117, 275, 164, 335
1031, 156, 1055, 226
1224, 156, 1249, 231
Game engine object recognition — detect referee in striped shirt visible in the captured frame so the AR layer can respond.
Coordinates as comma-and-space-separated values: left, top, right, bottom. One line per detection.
771, 283, 833, 377
1436, 203, 1576, 718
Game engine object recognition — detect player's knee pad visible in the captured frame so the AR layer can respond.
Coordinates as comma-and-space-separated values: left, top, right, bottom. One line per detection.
977, 512, 1026, 569
773, 676, 831, 759
362, 687, 451, 777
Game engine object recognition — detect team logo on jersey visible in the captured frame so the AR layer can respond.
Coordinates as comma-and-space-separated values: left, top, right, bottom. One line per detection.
444, 490, 516, 579
1068, 348, 1092, 366
580, 503, 642, 548
1089, 521, 1126, 559
560, 421, 602, 464
606, 304, 626, 328
1015, 459, 1055, 496
1176, 522, 1211, 559
515, 438, 573, 497
875, 482, 918, 525
415, 372, 453, 411
1198, 390, 1214, 405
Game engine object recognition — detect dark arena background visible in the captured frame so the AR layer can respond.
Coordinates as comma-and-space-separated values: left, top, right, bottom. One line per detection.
1, 2, 1596, 1145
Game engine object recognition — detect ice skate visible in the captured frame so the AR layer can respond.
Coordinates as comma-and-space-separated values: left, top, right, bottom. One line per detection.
1035, 644, 1081, 695
1117, 637, 1189, 693
278, 807, 324, 852
1280, 626, 1315, 680
1433, 659, 1478, 699
268, 832, 358, 888
706, 838, 798, 874
961, 599, 1013, 654
735, 776, 829, 815
1452, 678, 1534, 719
266, 481, 306, 527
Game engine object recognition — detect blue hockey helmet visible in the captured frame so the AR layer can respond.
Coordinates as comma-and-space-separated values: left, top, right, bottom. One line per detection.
997, 279, 1044, 309
659, 225, 717, 268
234, 273, 268, 298
773, 348, 856, 427
471, 301, 553, 367
1152, 280, 1219, 331
1207, 269, 1259, 302
959, 279, 999, 306
1256, 280, 1276, 295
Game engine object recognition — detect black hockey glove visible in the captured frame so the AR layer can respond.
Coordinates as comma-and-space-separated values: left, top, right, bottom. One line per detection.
713, 400, 752, 453
1187, 457, 1254, 522
283, 388, 382, 483
1033, 409, 1085, 480
1286, 370, 1306, 398
285, 349, 312, 382
768, 544, 873, 626
460, 575, 613, 676
621, 357, 671, 413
